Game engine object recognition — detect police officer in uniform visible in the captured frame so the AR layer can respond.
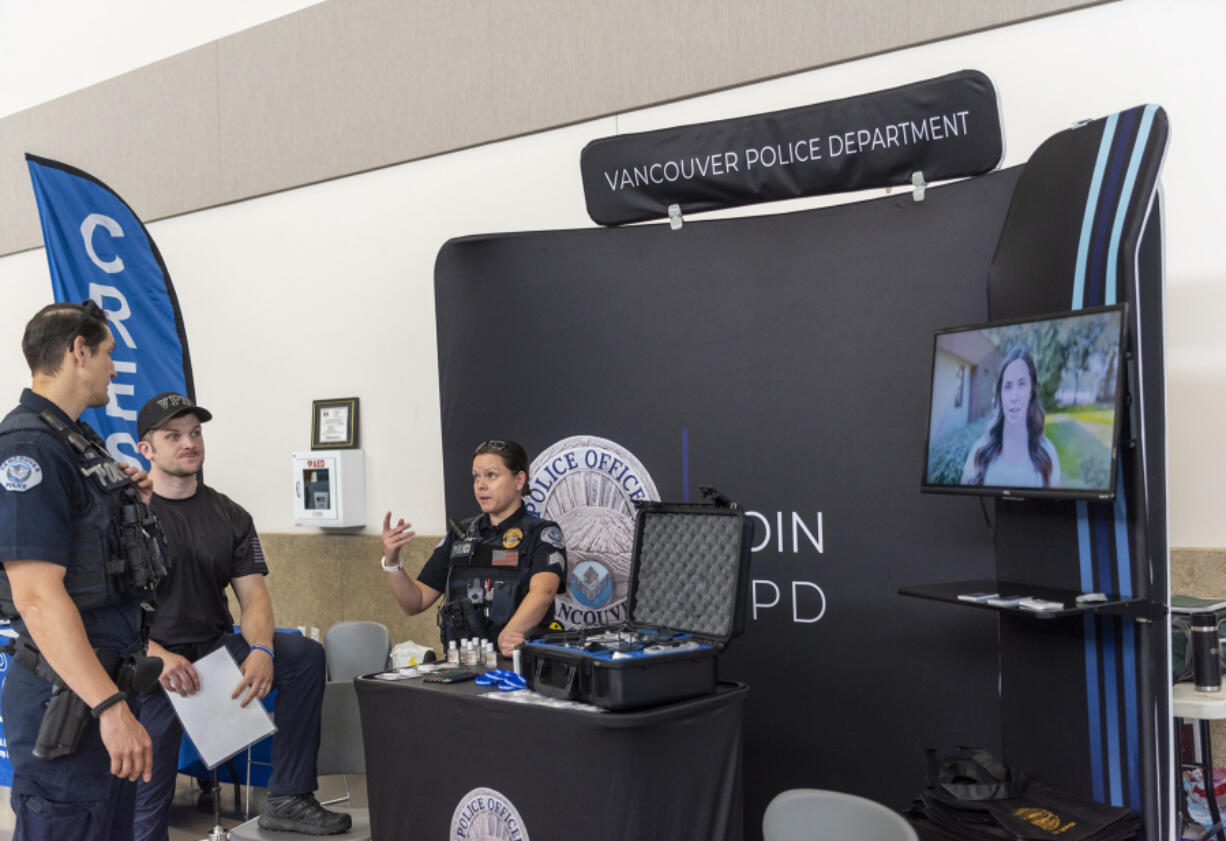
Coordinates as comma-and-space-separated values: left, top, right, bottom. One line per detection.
0, 301, 166, 841
382, 439, 566, 656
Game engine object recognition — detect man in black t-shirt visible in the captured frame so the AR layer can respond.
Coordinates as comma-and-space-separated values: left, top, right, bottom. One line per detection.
131, 392, 350, 839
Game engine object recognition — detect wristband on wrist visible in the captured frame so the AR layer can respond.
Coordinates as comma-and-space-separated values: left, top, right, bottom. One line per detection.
250, 644, 275, 660
91, 691, 128, 718
380, 554, 403, 572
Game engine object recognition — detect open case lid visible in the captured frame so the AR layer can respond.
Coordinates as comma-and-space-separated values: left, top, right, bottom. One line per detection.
627, 500, 754, 647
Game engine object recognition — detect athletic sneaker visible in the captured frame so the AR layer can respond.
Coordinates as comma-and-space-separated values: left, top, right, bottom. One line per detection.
258, 793, 353, 835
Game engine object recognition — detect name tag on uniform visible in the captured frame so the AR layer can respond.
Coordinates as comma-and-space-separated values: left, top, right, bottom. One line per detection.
450, 539, 476, 561
491, 550, 518, 567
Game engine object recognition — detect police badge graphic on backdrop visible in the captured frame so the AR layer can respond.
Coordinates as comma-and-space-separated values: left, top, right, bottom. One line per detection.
527, 435, 658, 629
450, 787, 528, 841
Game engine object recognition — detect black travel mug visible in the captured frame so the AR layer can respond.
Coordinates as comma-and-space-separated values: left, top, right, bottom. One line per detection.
1192, 612, 1221, 692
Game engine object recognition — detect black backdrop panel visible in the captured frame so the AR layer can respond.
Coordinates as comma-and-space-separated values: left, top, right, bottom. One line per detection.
435, 169, 1022, 835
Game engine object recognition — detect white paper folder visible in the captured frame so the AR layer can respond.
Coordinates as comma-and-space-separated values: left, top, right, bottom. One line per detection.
166, 646, 277, 770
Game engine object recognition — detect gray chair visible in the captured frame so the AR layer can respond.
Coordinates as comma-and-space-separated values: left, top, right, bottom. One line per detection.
228, 681, 372, 841
762, 788, 918, 841
324, 621, 391, 681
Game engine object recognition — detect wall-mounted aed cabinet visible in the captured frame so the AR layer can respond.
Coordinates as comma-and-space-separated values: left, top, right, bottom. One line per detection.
291, 450, 365, 528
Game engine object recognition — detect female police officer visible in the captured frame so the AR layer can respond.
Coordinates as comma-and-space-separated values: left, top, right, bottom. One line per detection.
381, 440, 566, 657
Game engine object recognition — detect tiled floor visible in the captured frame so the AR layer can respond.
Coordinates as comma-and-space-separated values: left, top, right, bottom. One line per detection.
0, 774, 366, 841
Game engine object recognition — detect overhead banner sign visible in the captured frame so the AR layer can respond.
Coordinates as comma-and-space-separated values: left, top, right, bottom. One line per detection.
26, 154, 195, 466
581, 69, 1004, 226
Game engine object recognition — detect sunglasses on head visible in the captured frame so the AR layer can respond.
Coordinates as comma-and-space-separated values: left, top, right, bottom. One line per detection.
66, 299, 105, 351
474, 440, 510, 456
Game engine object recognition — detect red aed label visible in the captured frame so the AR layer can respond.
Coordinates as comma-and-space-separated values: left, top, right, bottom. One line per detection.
307, 459, 325, 468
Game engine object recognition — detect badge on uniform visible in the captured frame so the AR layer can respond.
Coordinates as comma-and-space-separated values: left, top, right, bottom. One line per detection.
491, 550, 518, 567
1, 455, 43, 492
541, 526, 565, 549
501, 528, 523, 550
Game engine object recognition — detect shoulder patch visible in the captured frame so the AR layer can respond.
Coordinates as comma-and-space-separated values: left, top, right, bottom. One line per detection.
541, 526, 565, 549
2, 455, 43, 492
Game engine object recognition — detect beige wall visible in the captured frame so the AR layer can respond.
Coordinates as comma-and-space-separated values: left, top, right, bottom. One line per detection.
239, 533, 446, 657
0, 0, 1107, 258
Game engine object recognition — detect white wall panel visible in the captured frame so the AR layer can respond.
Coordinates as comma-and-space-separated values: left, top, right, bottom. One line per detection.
1, 0, 1221, 548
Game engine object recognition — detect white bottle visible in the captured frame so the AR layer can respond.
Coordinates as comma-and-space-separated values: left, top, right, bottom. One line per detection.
447, 640, 459, 666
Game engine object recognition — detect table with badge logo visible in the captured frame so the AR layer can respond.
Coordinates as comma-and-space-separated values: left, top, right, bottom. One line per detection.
355, 673, 747, 841
356, 494, 753, 841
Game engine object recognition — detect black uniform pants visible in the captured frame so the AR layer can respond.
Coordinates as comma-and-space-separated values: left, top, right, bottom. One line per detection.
2, 656, 138, 841
132, 631, 326, 841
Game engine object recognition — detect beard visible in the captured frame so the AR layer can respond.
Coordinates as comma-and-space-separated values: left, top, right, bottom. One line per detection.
161, 463, 201, 478
150, 451, 203, 478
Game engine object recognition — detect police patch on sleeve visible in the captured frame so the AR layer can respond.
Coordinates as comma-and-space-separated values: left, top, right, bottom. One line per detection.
2, 456, 43, 492
541, 526, 565, 549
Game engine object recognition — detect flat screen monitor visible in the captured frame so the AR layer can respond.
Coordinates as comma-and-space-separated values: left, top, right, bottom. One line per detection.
921, 304, 1127, 501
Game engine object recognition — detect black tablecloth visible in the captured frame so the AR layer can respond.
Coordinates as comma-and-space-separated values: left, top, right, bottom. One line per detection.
355, 676, 747, 841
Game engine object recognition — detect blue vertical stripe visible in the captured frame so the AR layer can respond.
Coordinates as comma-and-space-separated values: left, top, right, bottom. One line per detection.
1113, 461, 1141, 808
1072, 116, 1118, 307
1096, 506, 1124, 805
1077, 501, 1094, 590
1102, 619, 1123, 806
1113, 465, 1133, 600
1105, 106, 1159, 304
1078, 501, 1105, 801
1095, 513, 1114, 594
1087, 109, 1137, 308
1072, 115, 1118, 805
1083, 614, 1106, 803
1096, 110, 1149, 810
1121, 618, 1141, 807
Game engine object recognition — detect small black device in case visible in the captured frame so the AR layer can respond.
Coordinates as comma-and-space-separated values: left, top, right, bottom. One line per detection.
424, 669, 478, 684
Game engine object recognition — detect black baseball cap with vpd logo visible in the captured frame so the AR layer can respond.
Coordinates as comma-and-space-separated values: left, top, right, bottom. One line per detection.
137, 392, 213, 440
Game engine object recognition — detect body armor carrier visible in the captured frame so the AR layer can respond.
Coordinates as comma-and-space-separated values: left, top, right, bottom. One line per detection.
0, 409, 168, 617
438, 517, 521, 645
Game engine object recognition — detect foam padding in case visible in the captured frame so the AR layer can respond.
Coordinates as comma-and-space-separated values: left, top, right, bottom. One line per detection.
632, 512, 744, 639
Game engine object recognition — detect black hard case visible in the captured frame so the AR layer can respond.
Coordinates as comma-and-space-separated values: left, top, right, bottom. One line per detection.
522, 500, 753, 710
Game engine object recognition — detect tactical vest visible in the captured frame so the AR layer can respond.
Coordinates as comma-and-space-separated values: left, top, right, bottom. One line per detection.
438, 516, 535, 644
0, 409, 168, 618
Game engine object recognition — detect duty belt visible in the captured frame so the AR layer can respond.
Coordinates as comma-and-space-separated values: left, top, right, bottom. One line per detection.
6, 636, 162, 760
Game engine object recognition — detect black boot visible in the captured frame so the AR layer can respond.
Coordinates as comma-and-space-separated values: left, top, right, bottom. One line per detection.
258, 793, 353, 835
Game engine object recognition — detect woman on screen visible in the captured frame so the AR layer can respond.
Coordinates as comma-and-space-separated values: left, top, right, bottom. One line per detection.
961, 347, 1062, 488
379, 439, 567, 657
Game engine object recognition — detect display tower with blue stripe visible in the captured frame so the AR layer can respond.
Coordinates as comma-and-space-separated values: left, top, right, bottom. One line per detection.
986, 106, 1169, 839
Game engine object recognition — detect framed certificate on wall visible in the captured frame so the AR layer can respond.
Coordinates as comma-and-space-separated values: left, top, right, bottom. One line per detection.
311, 397, 359, 449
